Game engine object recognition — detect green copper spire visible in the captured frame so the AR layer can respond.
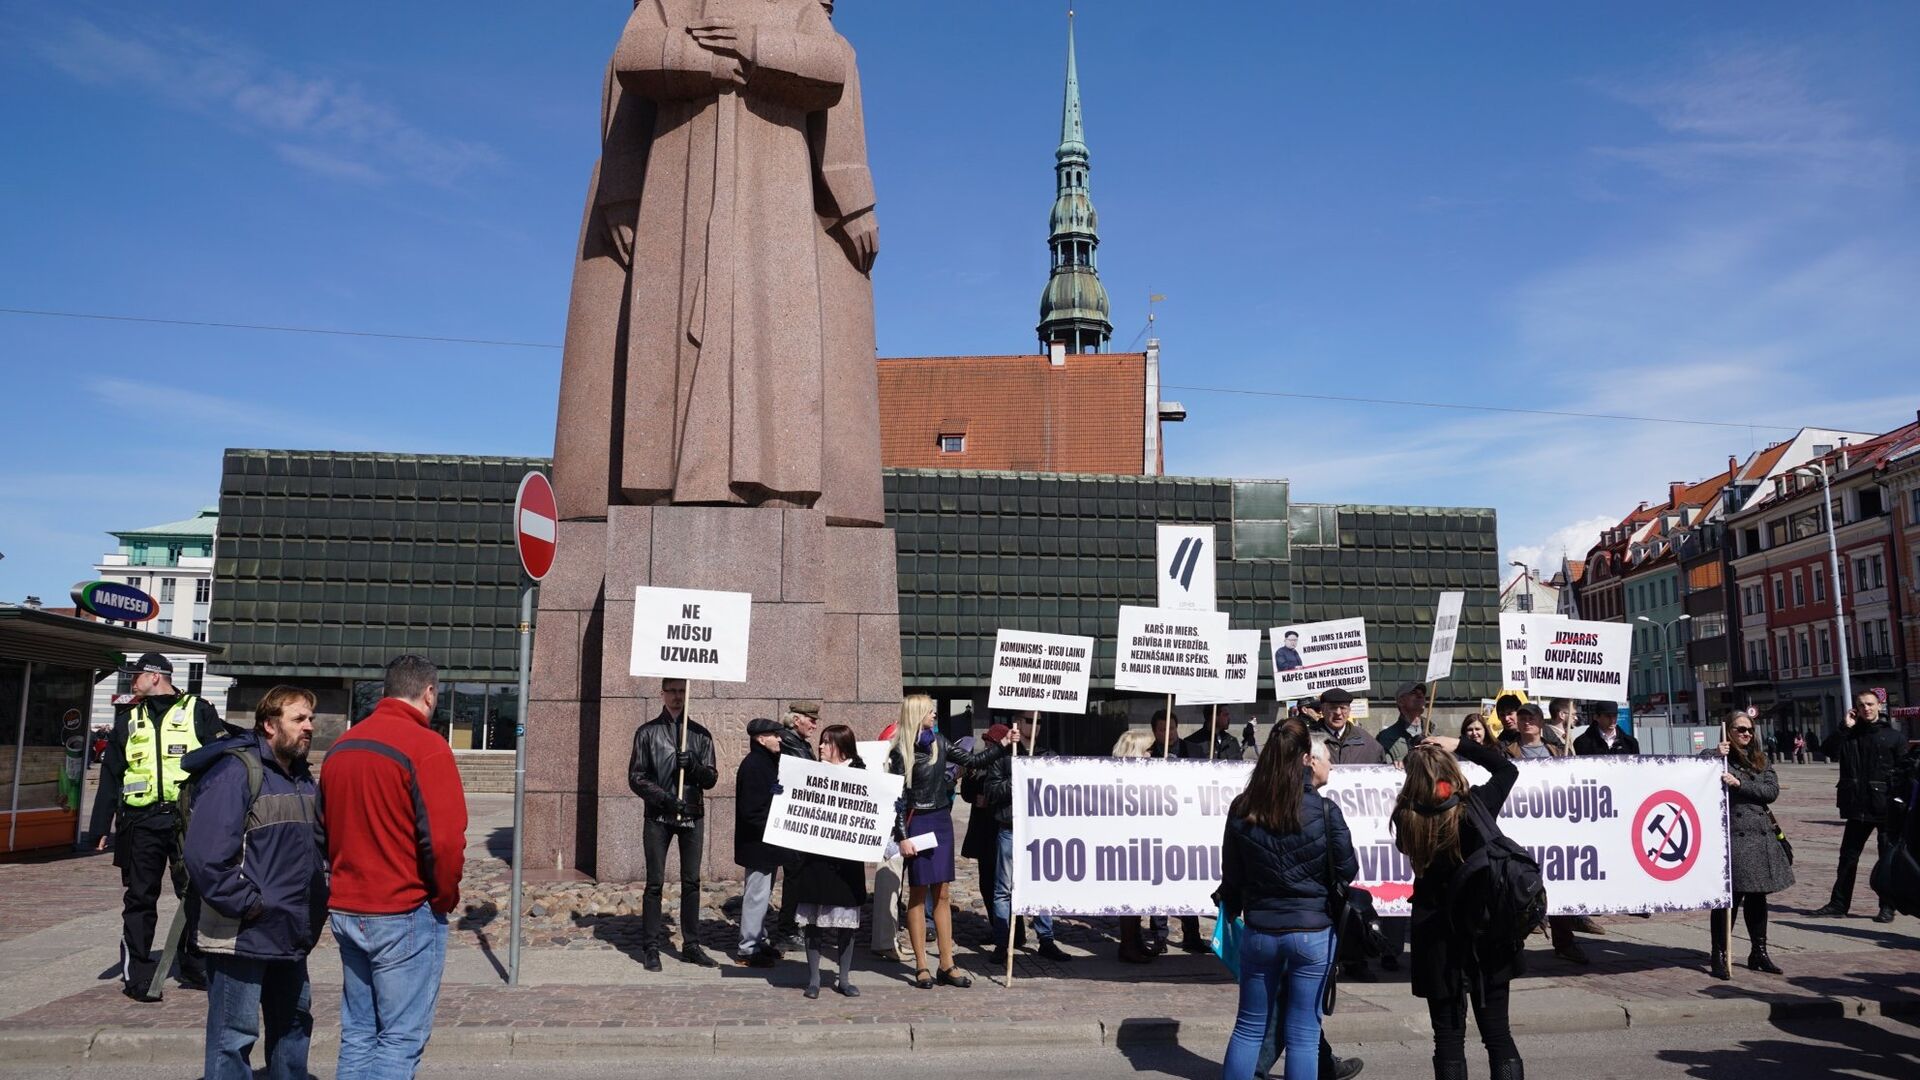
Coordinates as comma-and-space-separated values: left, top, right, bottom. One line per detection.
1038, 9, 1112, 354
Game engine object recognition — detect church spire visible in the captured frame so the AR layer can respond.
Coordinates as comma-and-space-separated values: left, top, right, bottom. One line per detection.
1037, 10, 1112, 354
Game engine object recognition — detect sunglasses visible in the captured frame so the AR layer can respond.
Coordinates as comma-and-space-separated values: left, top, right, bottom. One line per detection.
1731, 726, 1754, 734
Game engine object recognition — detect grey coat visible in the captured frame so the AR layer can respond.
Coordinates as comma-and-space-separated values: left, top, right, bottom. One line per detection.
1723, 757, 1794, 895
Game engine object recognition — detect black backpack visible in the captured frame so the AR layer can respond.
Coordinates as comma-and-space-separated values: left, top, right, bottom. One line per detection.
1454, 797, 1549, 946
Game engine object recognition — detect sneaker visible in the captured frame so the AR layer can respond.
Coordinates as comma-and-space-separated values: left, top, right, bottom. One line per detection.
122, 984, 162, 1004
642, 948, 663, 972
1035, 940, 1073, 962
1874, 908, 1897, 924
681, 944, 718, 968
176, 971, 208, 992
1329, 1056, 1365, 1079
1809, 902, 1849, 918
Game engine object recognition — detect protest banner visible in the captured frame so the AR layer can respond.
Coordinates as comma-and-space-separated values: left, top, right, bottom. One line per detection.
988, 629, 1094, 714
629, 586, 752, 682
1523, 618, 1634, 705
1114, 606, 1228, 698
1156, 524, 1217, 612
1426, 591, 1465, 682
1011, 755, 1729, 917
1498, 612, 1564, 693
629, 586, 752, 797
1268, 618, 1371, 699
762, 756, 904, 863
1178, 629, 1260, 708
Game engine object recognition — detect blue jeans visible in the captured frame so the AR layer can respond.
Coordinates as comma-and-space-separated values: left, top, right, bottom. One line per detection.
1222, 927, 1333, 1080
204, 954, 311, 1080
989, 828, 1052, 941
331, 905, 448, 1080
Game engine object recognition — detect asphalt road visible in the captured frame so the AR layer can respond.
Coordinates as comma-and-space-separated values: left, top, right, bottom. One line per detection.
10, 1016, 1916, 1080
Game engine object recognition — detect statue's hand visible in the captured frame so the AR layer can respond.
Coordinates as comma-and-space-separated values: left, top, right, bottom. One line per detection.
601, 200, 639, 269
688, 20, 748, 59
841, 210, 878, 274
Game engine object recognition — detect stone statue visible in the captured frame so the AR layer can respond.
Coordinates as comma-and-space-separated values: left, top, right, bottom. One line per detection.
552, 0, 885, 528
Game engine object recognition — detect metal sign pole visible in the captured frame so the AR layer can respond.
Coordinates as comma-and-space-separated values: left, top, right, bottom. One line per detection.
509, 587, 533, 987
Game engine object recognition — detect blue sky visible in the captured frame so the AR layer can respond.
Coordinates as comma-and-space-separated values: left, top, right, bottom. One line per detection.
3, 0, 1917, 605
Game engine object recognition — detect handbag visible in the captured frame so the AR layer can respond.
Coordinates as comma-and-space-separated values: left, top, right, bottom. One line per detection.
1764, 807, 1794, 865
1209, 901, 1244, 979
1320, 797, 1385, 1014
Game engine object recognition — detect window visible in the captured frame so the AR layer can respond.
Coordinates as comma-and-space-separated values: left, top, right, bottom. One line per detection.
1812, 566, 1825, 603
1792, 571, 1804, 606
191, 619, 208, 642
125, 576, 142, 591
194, 578, 211, 603
159, 578, 176, 603
1773, 577, 1785, 610
187, 663, 204, 696
1797, 631, 1811, 669
1818, 627, 1831, 666
939, 435, 964, 453
167, 542, 184, 563
1911, 488, 1920, 527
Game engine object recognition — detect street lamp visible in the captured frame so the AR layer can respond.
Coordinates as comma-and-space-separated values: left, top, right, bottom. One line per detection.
1509, 560, 1533, 612
1784, 461, 1853, 724
1637, 614, 1693, 726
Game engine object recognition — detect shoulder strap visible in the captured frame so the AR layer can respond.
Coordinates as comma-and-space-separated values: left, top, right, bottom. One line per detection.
231, 746, 263, 807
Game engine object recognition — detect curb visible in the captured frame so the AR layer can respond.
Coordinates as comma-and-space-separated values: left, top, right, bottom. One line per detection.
4, 995, 1914, 1066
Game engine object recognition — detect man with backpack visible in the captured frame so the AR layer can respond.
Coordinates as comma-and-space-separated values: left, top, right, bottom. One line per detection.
183, 686, 325, 1080
87, 652, 243, 1001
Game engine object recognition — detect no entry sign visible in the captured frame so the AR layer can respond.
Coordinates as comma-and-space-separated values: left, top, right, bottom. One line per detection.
514, 471, 557, 581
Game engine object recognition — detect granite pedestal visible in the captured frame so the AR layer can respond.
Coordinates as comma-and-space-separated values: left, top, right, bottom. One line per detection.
524, 506, 902, 882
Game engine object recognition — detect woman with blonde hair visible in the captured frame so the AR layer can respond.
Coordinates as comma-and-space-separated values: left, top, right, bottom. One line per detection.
1392, 732, 1525, 1080
888, 695, 1012, 988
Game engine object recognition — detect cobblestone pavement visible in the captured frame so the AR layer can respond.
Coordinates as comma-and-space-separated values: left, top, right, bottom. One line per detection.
3, 763, 1914, 1035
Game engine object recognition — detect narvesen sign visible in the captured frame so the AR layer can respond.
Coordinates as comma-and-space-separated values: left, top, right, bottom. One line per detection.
70, 580, 159, 623
1011, 756, 1728, 917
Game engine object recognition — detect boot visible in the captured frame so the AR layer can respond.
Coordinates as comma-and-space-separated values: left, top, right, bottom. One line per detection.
1432, 1058, 1469, 1080
1708, 908, 1731, 980
1490, 1058, 1525, 1080
1744, 901, 1784, 974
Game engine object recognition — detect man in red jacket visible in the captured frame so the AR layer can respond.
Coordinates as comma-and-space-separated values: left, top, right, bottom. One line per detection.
318, 655, 467, 1079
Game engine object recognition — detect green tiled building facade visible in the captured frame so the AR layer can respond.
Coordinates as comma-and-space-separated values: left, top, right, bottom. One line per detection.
210, 450, 1500, 747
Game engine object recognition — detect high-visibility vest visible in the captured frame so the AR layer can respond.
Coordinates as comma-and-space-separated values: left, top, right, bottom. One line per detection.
122, 696, 202, 808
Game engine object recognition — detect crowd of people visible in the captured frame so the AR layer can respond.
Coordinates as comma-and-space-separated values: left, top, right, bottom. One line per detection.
83, 649, 1915, 1080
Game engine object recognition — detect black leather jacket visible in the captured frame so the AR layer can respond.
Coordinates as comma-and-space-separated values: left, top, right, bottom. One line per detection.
981, 747, 1054, 828
888, 733, 1008, 833
627, 710, 718, 822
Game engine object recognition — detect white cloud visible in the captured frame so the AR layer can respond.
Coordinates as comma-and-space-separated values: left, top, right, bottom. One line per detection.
1506, 515, 1616, 576
25, 14, 497, 186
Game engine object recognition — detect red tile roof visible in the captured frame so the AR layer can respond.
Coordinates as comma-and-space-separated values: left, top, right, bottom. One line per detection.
876, 353, 1150, 473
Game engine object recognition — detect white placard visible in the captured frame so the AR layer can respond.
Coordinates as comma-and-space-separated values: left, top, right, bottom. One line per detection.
1499, 612, 1564, 693
1012, 755, 1729, 917
1268, 617, 1371, 699
629, 586, 752, 681
1426, 591, 1466, 682
1156, 524, 1217, 612
856, 740, 892, 770
763, 755, 905, 863
1179, 629, 1262, 706
1523, 618, 1635, 705
988, 629, 1094, 714
1114, 606, 1229, 697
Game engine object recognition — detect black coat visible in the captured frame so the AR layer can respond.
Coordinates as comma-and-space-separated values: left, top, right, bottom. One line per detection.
733, 745, 783, 872
959, 767, 998, 861
1179, 727, 1246, 762
1824, 721, 1911, 822
785, 761, 871, 909
981, 747, 1056, 828
1406, 736, 1523, 1000
1573, 725, 1641, 756
1219, 788, 1356, 934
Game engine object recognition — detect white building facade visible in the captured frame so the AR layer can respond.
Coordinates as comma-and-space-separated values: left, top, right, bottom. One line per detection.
90, 508, 230, 722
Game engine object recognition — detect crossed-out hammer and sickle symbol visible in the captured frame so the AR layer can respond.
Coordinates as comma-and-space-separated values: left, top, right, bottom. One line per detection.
1644, 805, 1692, 865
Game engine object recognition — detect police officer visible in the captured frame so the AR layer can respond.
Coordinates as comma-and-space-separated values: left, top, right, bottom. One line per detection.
86, 652, 239, 1001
